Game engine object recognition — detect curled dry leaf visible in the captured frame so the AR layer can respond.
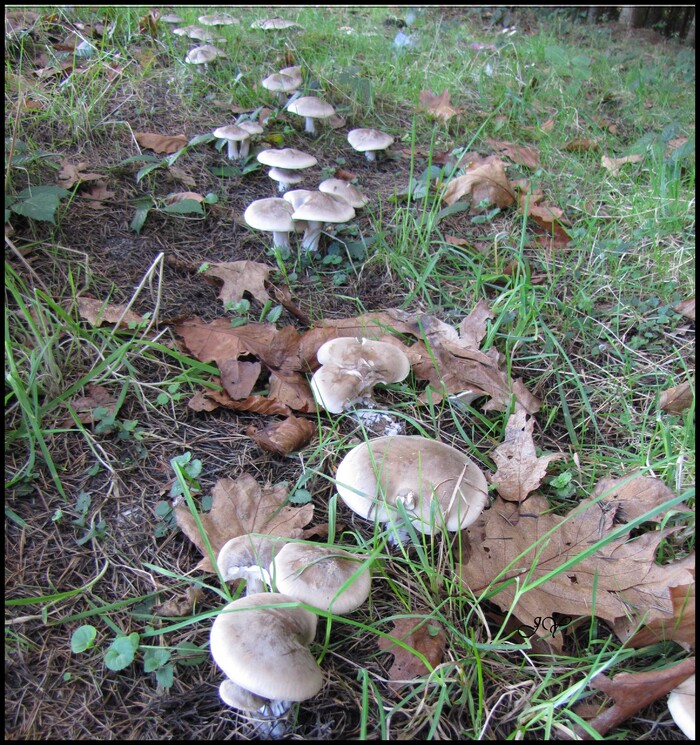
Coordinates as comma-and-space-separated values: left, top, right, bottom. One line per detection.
601, 153, 644, 175
441, 156, 515, 211
659, 380, 694, 415
246, 415, 316, 455
174, 473, 314, 573
563, 137, 599, 152
490, 410, 565, 502
135, 131, 188, 154
377, 617, 446, 693
57, 161, 102, 188
153, 586, 204, 618
460, 474, 693, 649
162, 191, 206, 205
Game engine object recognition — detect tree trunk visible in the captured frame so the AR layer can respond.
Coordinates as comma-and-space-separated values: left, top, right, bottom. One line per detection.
618, 6, 649, 28
686, 14, 695, 46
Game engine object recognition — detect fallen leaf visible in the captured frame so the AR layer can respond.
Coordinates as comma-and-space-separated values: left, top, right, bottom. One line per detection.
168, 165, 197, 188
564, 137, 599, 152
66, 384, 118, 425
153, 586, 204, 617
418, 88, 461, 123
601, 153, 644, 175
659, 381, 694, 415
204, 261, 272, 306
589, 473, 688, 523
57, 161, 102, 188
135, 131, 188, 154
174, 473, 314, 572
79, 182, 116, 205
459, 475, 693, 649
490, 411, 565, 502
77, 296, 145, 328
246, 414, 316, 455
378, 617, 446, 692
441, 156, 516, 211
162, 191, 206, 205
484, 138, 541, 169
674, 296, 695, 321
218, 359, 261, 400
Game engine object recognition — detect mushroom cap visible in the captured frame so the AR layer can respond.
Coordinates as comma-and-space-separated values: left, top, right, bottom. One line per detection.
668, 673, 695, 739
177, 25, 224, 42
219, 679, 268, 711
210, 593, 323, 702
257, 147, 317, 170
270, 543, 371, 614
347, 128, 395, 153
244, 198, 295, 232
288, 191, 355, 225
236, 120, 264, 136
287, 96, 336, 120
252, 18, 303, 30
268, 167, 305, 187
279, 65, 303, 79
213, 124, 249, 142
311, 337, 410, 414
282, 189, 318, 211
217, 534, 285, 582
198, 13, 239, 26
319, 178, 369, 209
161, 14, 183, 23
262, 72, 302, 93
185, 45, 221, 65
335, 435, 489, 534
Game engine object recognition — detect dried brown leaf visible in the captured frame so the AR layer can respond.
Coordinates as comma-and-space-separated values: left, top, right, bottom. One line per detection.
135, 131, 188, 154
77, 296, 145, 328
674, 296, 695, 321
484, 138, 541, 169
246, 415, 315, 455
564, 137, 599, 152
378, 617, 446, 692
218, 359, 261, 400
66, 384, 118, 425
601, 153, 644, 175
204, 261, 272, 306
659, 381, 694, 414
57, 161, 102, 188
174, 473, 314, 572
441, 156, 515, 210
417, 88, 461, 122
162, 191, 205, 205
153, 586, 204, 617
490, 411, 565, 502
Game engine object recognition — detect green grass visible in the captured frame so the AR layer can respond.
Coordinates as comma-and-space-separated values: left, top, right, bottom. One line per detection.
5, 5, 695, 740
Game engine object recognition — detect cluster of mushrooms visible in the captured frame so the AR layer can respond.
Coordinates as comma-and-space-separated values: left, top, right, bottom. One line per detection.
165, 14, 491, 730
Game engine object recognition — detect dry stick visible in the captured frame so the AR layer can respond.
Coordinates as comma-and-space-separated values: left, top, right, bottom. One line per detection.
567, 657, 695, 739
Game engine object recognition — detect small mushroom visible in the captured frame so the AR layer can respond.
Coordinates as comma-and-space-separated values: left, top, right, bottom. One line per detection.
268, 166, 306, 193
318, 178, 369, 209
210, 592, 323, 719
334, 435, 489, 539
217, 534, 286, 594
269, 542, 371, 614
212, 124, 250, 161
198, 13, 239, 26
251, 18, 304, 31
347, 128, 395, 162
668, 673, 695, 739
311, 337, 410, 414
262, 71, 303, 105
244, 197, 296, 250
256, 148, 318, 193
185, 44, 223, 70
176, 24, 225, 43
286, 96, 336, 135
235, 120, 264, 159
285, 191, 355, 253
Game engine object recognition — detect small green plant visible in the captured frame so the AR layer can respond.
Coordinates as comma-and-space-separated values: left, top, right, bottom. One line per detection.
92, 407, 147, 460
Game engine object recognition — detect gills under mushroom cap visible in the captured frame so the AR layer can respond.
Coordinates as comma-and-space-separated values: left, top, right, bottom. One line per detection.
335, 435, 489, 534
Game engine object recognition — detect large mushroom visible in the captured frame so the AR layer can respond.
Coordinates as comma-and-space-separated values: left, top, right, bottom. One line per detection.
311, 337, 410, 414
244, 197, 296, 250
269, 542, 371, 614
318, 178, 369, 209
185, 44, 223, 70
256, 148, 317, 193
284, 191, 355, 252
286, 96, 336, 135
334, 435, 489, 539
347, 128, 395, 162
210, 593, 323, 721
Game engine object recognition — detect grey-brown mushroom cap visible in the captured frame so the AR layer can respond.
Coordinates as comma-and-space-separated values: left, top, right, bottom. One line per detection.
335, 435, 489, 534
210, 593, 323, 702
668, 673, 695, 739
318, 178, 369, 209
347, 127, 395, 153
270, 543, 371, 614
185, 45, 221, 65
217, 534, 285, 582
219, 679, 268, 711
288, 192, 355, 224
256, 148, 317, 170
198, 13, 240, 26
244, 198, 295, 232
268, 167, 305, 186
213, 124, 249, 142
287, 96, 336, 120
236, 121, 264, 136
262, 72, 302, 93
311, 338, 411, 414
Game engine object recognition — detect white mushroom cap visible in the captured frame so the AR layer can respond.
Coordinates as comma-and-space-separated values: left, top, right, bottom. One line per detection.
257, 147, 317, 171
668, 673, 695, 739
287, 192, 355, 252
319, 178, 369, 209
263, 72, 303, 95
335, 435, 489, 535
270, 543, 371, 614
347, 128, 395, 161
210, 593, 323, 703
282, 189, 317, 211
311, 337, 410, 414
217, 534, 285, 593
235, 121, 264, 158
268, 166, 306, 193
251, 18, 303, 30
185, 44, 222, 66
161, 14, 183, 24
286, 96, 336, 135
244, 197, 296, 249
177, 25, 225, 42
213, 124, 250, 160
279, 65, 303, 79
219, 678, 268, 711
198, 13, 239, 26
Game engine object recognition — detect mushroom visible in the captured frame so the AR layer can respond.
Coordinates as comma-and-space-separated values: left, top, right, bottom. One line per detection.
268, 167, 305, 192
198, 13, 239, 26
262, 71, 303, 105
318, 178, 369, 209
256, 148, 318, 193
347, 128, 395, 162
269, 542, 371, 614
668, 673, 695, 739
217, 534, 286, 594
251, 18, 304, 31
235, 120, 264, 159
185, 44, 223, 70
334, 435, 489, 539
161, 14, 183, 24
176, 25, 225, 43
286, 96, 336, 135
311, 337, 410, 414
284, 191, 355, 253
244, 197, 296, 250
210, 592, 323, 720
212, 124, 250, 161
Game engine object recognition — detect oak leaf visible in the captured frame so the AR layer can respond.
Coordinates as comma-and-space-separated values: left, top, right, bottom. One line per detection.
417, 88, 461, 122
485, 138, 541, 169
441, 156, 515, 210
378, 617, 446, 692
174, 473, 314, 572
204, 261, 272, 306
135, 131, 188, 154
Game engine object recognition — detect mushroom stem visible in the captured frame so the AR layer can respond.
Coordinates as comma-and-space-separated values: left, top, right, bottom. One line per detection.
227, 140, 240, 160
276, 180, 290, 194
303, 116, 316, 135
364, 150, 377, 162
300, 221, 323, 252
271, 231, 292, 250
239, 139, 251, 159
